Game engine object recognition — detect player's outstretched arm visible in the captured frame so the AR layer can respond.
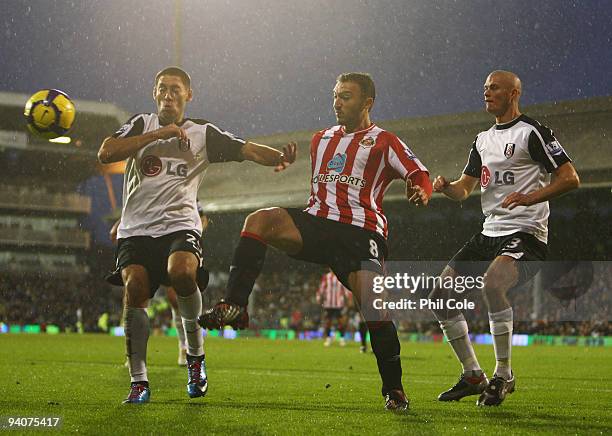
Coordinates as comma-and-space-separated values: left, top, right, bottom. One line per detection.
97, 124, 188, 164
433, 174, 479, 201
242, 141, 297, 172
502, 162, 580, 209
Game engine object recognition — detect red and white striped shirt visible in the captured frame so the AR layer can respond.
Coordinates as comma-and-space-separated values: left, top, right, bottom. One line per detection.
305, 124, 428, 239
317, 272, 349, 309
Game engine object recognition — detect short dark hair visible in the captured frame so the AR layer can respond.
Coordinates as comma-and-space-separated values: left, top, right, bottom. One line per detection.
336, 72, 375, 100
155, 66, 191, 89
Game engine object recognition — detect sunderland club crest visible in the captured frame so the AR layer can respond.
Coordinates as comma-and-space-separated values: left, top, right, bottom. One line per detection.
359, 136, 376, 148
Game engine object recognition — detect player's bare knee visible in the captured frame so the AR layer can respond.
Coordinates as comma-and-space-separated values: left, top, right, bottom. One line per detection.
428, 266, 456, 301
482, 283, 507, 308
168, 267, 196, 296
124, 277, 148, 307
244, 207, 284, 240
483, 269, 509, 297
243, 209, 271, 235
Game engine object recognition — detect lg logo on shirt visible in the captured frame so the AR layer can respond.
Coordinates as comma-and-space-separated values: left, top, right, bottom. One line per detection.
166, 162, 188, 177
141, 156, 163, 177
140, 156, 187, 177
481, 166, 514, 187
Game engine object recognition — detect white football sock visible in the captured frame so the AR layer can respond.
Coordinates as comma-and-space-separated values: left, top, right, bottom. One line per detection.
171, 307, 187, 350
440, 314, 482, 374
177, 289, 204, 357
124, 306, 149, 383
489, 307, 513, 379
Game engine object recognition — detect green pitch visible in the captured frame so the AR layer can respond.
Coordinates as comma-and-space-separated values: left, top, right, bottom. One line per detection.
1, 334, 610, 435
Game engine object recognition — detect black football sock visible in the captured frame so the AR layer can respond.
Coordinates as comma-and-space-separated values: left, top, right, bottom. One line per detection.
368, 321, 403, 396
225, 232, 267, 307
359, 321, 368, 347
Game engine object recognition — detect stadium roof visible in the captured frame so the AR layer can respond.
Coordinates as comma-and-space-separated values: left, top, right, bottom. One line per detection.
198, 96, 612, 212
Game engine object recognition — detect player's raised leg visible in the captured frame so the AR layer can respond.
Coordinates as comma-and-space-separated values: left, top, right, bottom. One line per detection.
168, 251, 207, 398
429, 266, 487, 401
121, 265, 152, 404
199, 207, 302, 329
349, 270, 408, 412
477, 255, 518, 406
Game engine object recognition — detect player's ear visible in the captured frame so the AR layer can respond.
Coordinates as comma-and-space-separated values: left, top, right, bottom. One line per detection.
510, 87, 519, 100
186, 88, 193, 102
364, 96, 374, 112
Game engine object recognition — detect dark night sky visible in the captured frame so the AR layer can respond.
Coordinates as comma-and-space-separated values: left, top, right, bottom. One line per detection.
2, 0, 611, 136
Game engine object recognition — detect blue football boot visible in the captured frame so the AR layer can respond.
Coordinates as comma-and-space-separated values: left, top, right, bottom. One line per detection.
123, 382, 150, 404
187, 354, 208, 398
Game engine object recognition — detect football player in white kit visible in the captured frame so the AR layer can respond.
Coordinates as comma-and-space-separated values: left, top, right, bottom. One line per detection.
109, 202, 210, 367
431, 70, 579, 406
97, 66, 296, 404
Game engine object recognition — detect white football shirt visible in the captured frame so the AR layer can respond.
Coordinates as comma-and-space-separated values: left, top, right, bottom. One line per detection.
113, 113, 245, 239
463, 114, 571, 243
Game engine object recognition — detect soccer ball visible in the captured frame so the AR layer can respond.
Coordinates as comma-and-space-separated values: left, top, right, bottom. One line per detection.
24, 89, 76, 139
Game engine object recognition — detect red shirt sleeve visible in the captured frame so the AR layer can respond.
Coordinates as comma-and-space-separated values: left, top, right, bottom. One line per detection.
386, 133, 428, 181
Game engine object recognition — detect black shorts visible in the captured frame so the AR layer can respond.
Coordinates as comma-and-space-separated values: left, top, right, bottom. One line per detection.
285, 208, 388, 288
323, 308, 343, 320
449, 231, 547, 286
113, 230, 203, 295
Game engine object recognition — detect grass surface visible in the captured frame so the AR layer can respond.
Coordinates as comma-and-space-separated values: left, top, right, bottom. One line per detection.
1, 334, 611, 435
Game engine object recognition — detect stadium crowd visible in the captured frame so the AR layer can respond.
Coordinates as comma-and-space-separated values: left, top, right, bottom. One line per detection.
0, 274, 122, 332
1, 266, 609, 338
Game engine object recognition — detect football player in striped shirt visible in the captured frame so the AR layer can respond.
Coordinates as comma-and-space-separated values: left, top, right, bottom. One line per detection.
201, 72, 433, 411
431, 70, 580, 406
316, 269, 350, 347
98, 66, 296, 404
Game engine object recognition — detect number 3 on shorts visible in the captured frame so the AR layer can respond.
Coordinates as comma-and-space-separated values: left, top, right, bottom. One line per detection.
505, 237, 521, 250
369, 239, 379, 258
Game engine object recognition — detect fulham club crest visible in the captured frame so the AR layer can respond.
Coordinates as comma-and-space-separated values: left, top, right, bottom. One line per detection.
179, 138, 191, 152
504, 143, 515, 159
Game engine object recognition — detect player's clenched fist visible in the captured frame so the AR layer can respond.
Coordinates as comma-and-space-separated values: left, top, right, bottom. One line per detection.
156, 124, 188, 142
275, 141, 297, 172
433, 175, 449, 192
406, 179, 429, 206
